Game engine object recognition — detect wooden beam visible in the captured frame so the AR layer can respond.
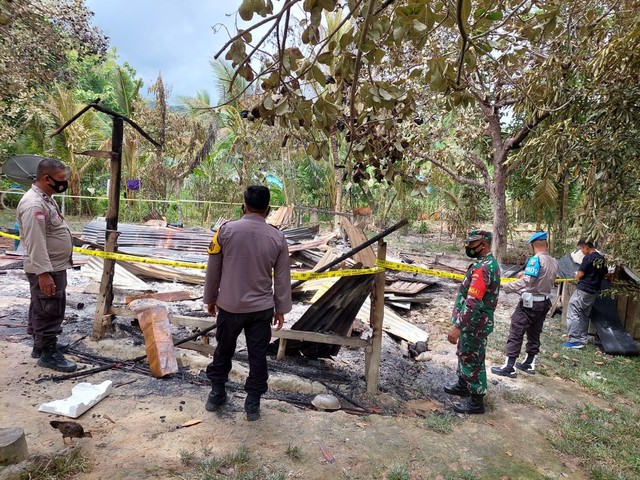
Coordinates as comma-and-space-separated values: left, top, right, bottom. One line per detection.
270, 328, 368, 348
176, 340, 214, 356
92, 232, 118, 339
110, 307, 215, 330
93, 115, 124, 339
276, 338, 287, 360
110, 307, 367, 348
366, 240, 386, 394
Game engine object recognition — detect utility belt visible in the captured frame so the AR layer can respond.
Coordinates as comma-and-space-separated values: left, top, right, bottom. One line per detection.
521, 292, 548, 308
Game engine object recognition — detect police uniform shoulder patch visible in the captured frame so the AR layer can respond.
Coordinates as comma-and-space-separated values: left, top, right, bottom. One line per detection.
207, 229, 222, 255
34, 210, 46, 223
524, 255, 541, 277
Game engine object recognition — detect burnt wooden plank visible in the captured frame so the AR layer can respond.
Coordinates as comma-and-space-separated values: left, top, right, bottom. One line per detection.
617, 295, 629, 330
626, 299, 639, 340
339, 217, 377, 267
385, 280, 428, 295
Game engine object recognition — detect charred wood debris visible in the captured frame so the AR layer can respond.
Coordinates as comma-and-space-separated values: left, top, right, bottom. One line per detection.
1, 214, 456, 414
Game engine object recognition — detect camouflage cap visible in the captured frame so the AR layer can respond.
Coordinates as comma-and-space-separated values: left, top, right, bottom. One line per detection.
464, 229, 492, 243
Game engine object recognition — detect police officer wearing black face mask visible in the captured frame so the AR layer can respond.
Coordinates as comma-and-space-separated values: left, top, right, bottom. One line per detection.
16, 158, 75, 372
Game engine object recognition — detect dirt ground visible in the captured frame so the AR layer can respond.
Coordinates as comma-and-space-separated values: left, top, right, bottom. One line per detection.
0, 235, 603, 479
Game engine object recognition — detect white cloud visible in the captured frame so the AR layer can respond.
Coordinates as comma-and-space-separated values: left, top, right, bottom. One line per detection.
86, 0, 233, 103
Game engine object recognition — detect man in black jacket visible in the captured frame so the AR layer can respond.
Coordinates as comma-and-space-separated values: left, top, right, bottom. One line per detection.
563, 239, 607, 349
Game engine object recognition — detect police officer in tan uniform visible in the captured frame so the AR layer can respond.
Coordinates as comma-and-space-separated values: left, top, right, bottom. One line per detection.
203, 185, 292, 421
16, 158, 76, 373
491, 231, 558, 377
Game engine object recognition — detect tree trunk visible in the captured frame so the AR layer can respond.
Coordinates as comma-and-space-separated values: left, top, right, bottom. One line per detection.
491, 156, 508, 262
331, 135, 342, 231
560, 169, 570, 244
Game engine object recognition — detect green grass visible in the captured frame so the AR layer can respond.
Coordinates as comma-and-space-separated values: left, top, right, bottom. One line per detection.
20, 447, 92, 479
439, 472, 478, 480
488, 310, 640, 478
501, 390, 556, 409
537, 316, 640, 402
176, 445, 286, 480
548, 405, 640, 479
423, 412, 458, 433
284, 443, 302, 461
384, 464, 411, 480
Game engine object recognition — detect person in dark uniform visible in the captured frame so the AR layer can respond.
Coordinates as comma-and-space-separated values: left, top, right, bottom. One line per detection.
563, 238, 607, 348
445, 229, 501, 414
491, 232, 559, 377
16, 158, 75, 372
203, 185, 292, 421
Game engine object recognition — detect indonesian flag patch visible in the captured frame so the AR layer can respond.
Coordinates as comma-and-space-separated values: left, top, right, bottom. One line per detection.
34, 210, 46, 223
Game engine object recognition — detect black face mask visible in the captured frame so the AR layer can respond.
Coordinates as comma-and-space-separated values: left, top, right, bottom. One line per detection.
48, 176, 69, 193
465, 244, 482, 258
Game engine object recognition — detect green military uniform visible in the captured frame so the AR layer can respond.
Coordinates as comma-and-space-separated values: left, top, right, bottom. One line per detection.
451, 246, 501, 395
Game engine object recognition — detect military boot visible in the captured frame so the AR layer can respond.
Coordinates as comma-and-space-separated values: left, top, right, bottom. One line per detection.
37, 345, 77, 373
443, 378, 470, 397
244, 395, 261, 421
453, 394, 485, 414
31, 339, 71, 359
205, 387, 228, 411
490, 356, 517, 378
515, 354, 536, 375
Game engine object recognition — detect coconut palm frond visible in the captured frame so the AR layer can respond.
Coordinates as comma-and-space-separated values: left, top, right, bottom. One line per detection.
209, 59, 247, 105
178, 90, 213, 117
216, 105, 242, 131
533, 177, 558, 208
113, 65, 141, 117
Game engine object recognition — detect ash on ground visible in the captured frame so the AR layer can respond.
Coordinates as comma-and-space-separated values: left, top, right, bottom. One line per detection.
0, 251, 517, 415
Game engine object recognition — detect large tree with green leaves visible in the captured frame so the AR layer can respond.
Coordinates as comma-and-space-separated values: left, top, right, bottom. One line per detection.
0, 0, 107, 154
216, 0, 638, 260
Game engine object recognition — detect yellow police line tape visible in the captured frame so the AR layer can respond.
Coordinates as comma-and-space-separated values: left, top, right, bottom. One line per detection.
0, 231, 381, 280
0, 230, 575, 283
378, 260, 574, 283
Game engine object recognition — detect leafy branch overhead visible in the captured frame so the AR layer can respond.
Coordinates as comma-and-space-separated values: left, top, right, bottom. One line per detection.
214, 0, 637, 261
215, 1, 601, 176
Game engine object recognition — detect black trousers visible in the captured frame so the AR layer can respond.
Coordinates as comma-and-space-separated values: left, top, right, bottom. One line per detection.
26, 270, 67, 349
504, 299, 552, 358
206, 307, 273, 398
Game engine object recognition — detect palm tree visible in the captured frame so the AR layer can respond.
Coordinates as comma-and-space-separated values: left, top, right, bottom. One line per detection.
46, 84, 108, 215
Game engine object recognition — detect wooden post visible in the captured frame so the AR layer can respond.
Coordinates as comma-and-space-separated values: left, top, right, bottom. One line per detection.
276, 338, 287, 360
93, 116, 124, 339
365, 240, 386, 394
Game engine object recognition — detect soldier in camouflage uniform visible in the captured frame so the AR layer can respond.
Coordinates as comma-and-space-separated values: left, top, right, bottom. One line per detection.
445, 229, 501, 414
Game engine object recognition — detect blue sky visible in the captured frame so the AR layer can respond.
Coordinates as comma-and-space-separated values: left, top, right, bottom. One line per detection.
86, 1, 234, 103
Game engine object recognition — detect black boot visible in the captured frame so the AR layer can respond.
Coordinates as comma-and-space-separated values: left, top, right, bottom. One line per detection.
31, 340, 71, 359
490, 356, 518, 378
244, 395, 261, 421
515, 354, 536, 375
444, 378, 470, 397
453, 394, 485, 414
37, 345, 77, 373
205, 387, 227, 411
